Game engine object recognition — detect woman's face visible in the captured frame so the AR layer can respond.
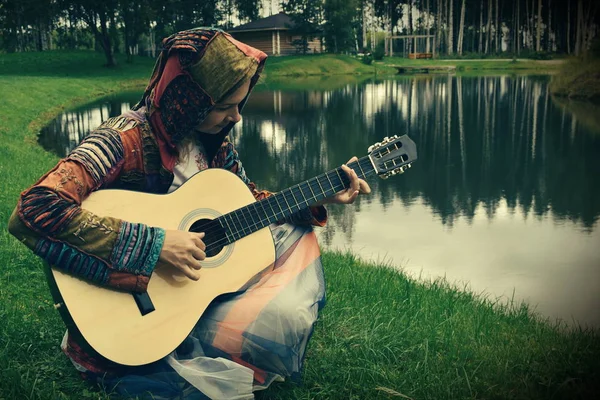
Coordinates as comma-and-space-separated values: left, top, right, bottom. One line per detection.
196, 79, 251, 134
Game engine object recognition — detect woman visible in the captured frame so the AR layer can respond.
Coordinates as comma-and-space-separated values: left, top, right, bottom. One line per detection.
8, 28, 370, 399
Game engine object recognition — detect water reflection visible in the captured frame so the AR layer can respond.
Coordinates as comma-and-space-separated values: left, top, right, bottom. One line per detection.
39, 76, 600, 328
240, 77, 600, 231
38, 91, 142, 157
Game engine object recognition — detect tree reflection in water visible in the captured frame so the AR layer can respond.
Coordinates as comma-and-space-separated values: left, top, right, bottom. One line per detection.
39, 77, 600, 236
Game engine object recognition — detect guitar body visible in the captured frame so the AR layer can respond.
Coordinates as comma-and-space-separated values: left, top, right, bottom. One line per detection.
45, 134, 417, 367
48, 168, 276, 366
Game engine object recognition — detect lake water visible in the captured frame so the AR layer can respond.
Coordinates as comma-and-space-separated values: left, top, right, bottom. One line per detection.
39, 75, 600, 329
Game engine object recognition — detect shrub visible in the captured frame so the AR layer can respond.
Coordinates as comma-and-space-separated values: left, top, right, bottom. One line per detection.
373, 40, 385, 61
587, 38, 600, 59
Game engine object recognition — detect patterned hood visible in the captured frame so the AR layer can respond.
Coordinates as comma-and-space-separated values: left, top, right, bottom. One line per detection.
133, 28, 267, 169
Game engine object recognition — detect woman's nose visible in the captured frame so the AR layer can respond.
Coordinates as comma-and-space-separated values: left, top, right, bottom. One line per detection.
228, 108, 242, 123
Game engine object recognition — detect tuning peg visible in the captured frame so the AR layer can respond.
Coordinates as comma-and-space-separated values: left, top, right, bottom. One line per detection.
368, 141, 382, 152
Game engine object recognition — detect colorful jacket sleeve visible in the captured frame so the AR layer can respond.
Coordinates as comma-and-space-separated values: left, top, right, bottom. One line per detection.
7, 127, 165, 293
213, 141, 327, 227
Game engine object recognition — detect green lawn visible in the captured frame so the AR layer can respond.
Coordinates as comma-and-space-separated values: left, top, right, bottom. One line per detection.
380, 56, 565, 72
1, 50, 598, 400
549, 58, 600, 101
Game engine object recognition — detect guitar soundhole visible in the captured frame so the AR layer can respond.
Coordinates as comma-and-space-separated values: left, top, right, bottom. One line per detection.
189, 218, 226, 257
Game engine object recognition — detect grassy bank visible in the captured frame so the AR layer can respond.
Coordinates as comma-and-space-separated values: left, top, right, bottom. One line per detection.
261, 53, 396, 76
1, 51, 599, 399
549, 58, 600, 102
381, 56, 564, 73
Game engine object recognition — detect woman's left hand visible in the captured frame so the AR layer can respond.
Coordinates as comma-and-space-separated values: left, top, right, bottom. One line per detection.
317, 157, 371, 205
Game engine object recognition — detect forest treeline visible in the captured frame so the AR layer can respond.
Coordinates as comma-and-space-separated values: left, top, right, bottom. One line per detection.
0, 0, 598, 67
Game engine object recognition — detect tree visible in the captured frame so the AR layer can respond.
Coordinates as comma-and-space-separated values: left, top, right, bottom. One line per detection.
485, 0, 491, 53
535, 0, 541, 51
236, 0, 262, 22
0, 0, 58, 52
281, 0, 324, 54
373, 0, 403, 35
323, 0, 359, 53
447, 0, 454, 55
120, 0, 153, 62
66, 0, 120, 67
457, 0, 466, 54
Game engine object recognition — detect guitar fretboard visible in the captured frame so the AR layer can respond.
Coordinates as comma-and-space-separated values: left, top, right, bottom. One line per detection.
216, 157, 375, 244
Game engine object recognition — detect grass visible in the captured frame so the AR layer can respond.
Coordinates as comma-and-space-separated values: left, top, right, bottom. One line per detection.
259, 253, 600, 400
549, 57, 600, 102
261, 53, 395, 77
380, 56, 564, 73
1, 50, 599, 399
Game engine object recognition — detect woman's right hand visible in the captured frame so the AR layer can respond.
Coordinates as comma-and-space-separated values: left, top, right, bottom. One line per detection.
157, 230, 206, 280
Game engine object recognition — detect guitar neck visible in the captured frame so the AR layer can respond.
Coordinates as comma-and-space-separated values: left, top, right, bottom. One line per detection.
217, 156, 375, 243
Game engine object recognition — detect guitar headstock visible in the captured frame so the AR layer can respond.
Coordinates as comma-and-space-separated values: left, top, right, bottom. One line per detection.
368, 135, 417, 179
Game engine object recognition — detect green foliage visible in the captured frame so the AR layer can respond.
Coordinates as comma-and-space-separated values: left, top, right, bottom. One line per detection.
362, 53, 374, 65
323, 0, 359, 53
588, 38, 600, 59
373, 39, 385, 61
281, 0, 324, 55
528, 51, 553, 60
235, 0, 261, 22
292, 38, 309, 54
550, 57, 600, 102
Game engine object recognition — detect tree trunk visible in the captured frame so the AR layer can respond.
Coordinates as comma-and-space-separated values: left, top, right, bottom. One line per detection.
485, 0, 492, 54
516, 0, 520, 54
567, 0, 571, 54
457, 0, 465, 54
547, 0, 552, 51
437, 0, 443, 54
98, 12, 117, 67
495, 0, 499, 53
525, 0, 531, 49
575, 0, 582, 56
408, 0, 413, 53
583, 1, 600, 57
479, 1, 483, 53
535, 0, 542, 51
426, 0, 431, 52
124, 9, 132, 63
362, 3, 367, 50
447, 0, 453, 55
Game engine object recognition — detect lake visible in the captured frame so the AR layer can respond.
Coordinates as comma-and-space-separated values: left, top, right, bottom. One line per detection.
39, 75, 600, 329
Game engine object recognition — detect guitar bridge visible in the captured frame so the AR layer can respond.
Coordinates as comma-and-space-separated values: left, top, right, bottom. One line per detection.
132, 291, 155, 316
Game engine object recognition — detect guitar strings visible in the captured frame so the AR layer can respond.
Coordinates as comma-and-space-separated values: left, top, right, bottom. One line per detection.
202, 158, 374, 253
198, 158, 376, 255
202, 158, 371, 253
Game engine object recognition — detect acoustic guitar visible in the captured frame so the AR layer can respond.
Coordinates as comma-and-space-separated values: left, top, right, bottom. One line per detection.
46, 135, 417, 366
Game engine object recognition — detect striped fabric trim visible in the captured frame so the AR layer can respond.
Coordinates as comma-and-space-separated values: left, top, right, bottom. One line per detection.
110, 222, 165, 276
101, 116, 138, 132
20, 187, 80, 234
67, 128, 124, 188
35, 239, 110, 285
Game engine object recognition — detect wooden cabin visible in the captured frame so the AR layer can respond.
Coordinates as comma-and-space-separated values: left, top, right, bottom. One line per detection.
228, 12, 323, 56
